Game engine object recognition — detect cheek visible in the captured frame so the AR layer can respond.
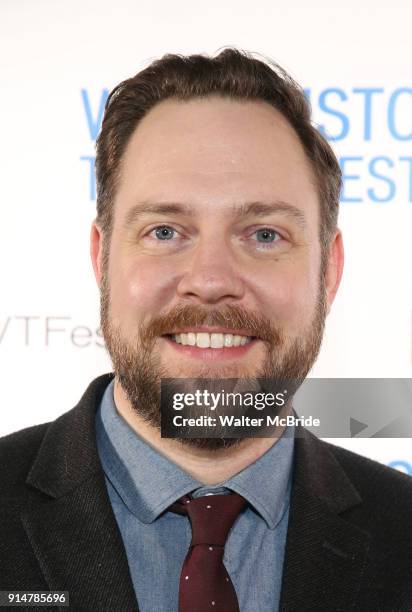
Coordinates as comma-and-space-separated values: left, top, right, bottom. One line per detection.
250, 259, 320, 325
109, 256, 179, 323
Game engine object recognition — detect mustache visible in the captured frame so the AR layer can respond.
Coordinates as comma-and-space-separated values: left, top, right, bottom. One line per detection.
139, 303, 284, 346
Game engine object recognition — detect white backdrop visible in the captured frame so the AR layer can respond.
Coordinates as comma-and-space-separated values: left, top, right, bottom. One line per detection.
1, 0, 411, 475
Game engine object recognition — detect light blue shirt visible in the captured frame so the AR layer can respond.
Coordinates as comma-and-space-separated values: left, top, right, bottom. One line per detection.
95, 379, 294, 612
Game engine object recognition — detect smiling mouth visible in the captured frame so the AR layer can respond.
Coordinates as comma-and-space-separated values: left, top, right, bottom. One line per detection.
164, 331, 257, 349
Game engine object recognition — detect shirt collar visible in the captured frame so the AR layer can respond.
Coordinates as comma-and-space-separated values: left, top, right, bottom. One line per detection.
95, 379, 294, 530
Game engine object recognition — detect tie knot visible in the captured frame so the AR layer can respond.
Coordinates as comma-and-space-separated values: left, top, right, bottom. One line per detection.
169, 492, 247, 547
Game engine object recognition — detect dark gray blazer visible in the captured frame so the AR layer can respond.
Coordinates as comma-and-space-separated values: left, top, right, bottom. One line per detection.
1, 373, 411, 611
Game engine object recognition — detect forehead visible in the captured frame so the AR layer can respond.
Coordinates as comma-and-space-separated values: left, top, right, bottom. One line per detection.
114, 96, 319, 224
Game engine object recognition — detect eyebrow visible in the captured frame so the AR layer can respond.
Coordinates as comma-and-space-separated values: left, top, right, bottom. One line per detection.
122, 200, 307, 230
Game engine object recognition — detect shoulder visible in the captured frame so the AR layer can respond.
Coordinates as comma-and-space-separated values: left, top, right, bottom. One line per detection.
324, 439, 412, 519
326, 439, 412, 491
0, 422, 50, 492
322, 441, 412, 604
0, 373, 114, 496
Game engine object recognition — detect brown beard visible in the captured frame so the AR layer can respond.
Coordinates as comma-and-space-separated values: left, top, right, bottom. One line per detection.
100, 262, 327, 450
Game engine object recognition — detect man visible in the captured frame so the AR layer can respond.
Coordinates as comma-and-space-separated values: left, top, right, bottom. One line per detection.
1, 49, 411, 611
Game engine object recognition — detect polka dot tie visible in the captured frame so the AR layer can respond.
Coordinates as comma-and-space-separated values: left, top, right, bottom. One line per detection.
169, 492, 247, 612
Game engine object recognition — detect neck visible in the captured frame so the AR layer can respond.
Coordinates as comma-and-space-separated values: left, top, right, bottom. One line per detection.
113, 378, 282, 485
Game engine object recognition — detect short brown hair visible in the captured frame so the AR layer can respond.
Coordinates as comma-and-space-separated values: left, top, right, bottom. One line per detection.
95, 48, 341, 264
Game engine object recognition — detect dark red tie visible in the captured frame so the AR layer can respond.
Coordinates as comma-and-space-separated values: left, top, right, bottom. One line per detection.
169, 492, 247, 612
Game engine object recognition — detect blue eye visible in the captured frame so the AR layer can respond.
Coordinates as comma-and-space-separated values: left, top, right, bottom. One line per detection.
255, 228, 278, 243
154, 226, 175, 240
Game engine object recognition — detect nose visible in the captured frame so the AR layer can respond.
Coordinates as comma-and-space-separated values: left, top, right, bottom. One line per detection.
176, 238, 245, 305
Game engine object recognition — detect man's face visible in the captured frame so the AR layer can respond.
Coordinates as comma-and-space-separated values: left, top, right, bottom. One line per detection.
91, 96, 342, 449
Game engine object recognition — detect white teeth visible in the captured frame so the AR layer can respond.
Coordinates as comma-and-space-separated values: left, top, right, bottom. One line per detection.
171, 332, 253, 349
196, 332, 210, 348
211, 333, 224, 348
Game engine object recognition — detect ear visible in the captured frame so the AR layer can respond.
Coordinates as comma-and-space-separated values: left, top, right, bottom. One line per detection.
324, 229, 344, 314
90, 220, 104, 287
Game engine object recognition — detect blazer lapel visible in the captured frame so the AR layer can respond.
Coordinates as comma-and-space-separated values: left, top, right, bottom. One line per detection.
279, 427, 372, 611
22, 373, 139, 611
